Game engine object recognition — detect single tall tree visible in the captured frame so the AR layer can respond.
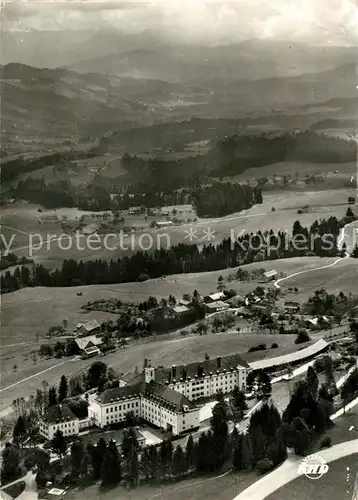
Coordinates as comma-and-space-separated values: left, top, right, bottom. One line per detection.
58, 375, 68, 403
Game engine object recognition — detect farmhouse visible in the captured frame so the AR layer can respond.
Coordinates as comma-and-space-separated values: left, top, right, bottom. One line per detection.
38, 214, 60, 224
205, 300, 230, 313
153, 221, 173, 228
248, 339, 329, 372
76, 320, 101, 336
259, 270, 278, 283
70, 335, 103, 358
88, 371, 200, 435
284, 301, 301, 314
204, 292, 226, 303
82, 223, 99, 235
172, 304, 190, 315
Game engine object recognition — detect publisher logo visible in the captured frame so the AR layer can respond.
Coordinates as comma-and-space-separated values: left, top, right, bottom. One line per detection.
297, 454, 329, 480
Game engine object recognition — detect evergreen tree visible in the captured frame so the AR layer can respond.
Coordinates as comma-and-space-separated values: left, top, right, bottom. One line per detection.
160, 440, 173, 478
101, 440, 121, 486
70, 439, 85, 478
171, 445, 186, 477
58, 375, 68, 403
1, 444, 20, 482
48, 386, 57, 407
241, 434, 253, 469
90, 438, 106, 479
13, 416, 26, 447
128, 449, 139, 487
51, 430, 67, 458
140, 447, 150, 481
148, 445, 159, 480
306, 366, 319, 399
232, 386, 248, 420
185, 434, 195, 471
288, 417, 311, 455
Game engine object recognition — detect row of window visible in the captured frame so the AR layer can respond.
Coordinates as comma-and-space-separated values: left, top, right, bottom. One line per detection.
105, 401, 139, 413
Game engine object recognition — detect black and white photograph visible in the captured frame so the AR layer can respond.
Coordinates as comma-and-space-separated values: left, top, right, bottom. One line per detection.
0, 1, 357, 499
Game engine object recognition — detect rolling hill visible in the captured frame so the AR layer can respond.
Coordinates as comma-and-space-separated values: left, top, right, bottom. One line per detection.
1, 61, 356, 157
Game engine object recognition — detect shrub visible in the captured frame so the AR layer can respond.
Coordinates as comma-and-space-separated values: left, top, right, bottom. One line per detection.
248, 344, 266, 353
256, 458, 274, 473
271, 343, 278, 349
295, 331, 311, 344
319, 436, 332, 449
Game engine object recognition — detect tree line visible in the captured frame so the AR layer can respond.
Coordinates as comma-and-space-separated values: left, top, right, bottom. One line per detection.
1, 213, 350, 295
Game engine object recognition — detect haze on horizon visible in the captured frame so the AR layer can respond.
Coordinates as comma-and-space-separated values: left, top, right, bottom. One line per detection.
2, 0, 358, 47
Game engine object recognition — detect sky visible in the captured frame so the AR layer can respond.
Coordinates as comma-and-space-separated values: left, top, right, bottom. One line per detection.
2, 0, 358, 45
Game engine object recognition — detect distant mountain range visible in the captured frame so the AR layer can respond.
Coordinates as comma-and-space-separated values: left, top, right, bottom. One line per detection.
1, 58, 356, 157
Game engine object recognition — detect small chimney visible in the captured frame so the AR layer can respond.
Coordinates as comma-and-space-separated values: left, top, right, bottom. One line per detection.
217, 357, 222, 369
172, 365, 176, 379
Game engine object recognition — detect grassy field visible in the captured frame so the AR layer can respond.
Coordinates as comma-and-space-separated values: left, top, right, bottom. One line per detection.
1, 255, 351, 345
232, 161, 356, 182
266, 453, 358, 500
67, 469, 259, 500
1, 188, 355, 269
0, 329, 302, 412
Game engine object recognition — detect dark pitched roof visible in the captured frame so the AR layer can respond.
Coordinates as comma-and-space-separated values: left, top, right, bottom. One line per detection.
154, 353, 250, 384
95, 382, 144, 404
143, 380, 196, 412
120, 372, 145, 385
43, 404, 77, 424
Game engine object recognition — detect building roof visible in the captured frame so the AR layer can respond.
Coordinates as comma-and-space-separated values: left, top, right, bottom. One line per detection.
249, 339, 329, 371
38, 214, 60, 222
263, 270, 277, 278
42, 404, 78, 424
206, 300, 229, 310
74, 335, 103, 350
95, 383, 144, 405
120, 371, 145, 386
155, 353, 250, 385
205, 292, 226, 302
84, 346, 101, 355
77, 320, 101, 332
173, 305, 190, 314
143, 380, 196, 412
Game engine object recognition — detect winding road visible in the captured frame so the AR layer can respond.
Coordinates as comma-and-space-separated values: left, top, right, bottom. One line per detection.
274, 253, 349, 289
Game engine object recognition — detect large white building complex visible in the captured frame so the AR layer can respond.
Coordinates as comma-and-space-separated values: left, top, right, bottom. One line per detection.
39, 354, 250, 438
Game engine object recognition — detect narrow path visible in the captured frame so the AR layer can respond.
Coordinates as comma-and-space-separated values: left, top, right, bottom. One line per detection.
0, 359, 74, 393
274, 253, 349, 289
233, 438, 358, 500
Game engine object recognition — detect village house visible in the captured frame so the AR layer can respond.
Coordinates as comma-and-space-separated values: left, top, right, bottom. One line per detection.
284, 301, 301, 314
70, 335, 103, 358
259, 270, 278, 283
76, 320, 101, 336
38, 214, 60, 224
203, 292, 226, 303
205, 300, 230, 313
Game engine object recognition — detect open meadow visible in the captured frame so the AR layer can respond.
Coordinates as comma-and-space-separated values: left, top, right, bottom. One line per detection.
2, 255, 355, 346
0, 329, 307, 413
1, 187, 355, 269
